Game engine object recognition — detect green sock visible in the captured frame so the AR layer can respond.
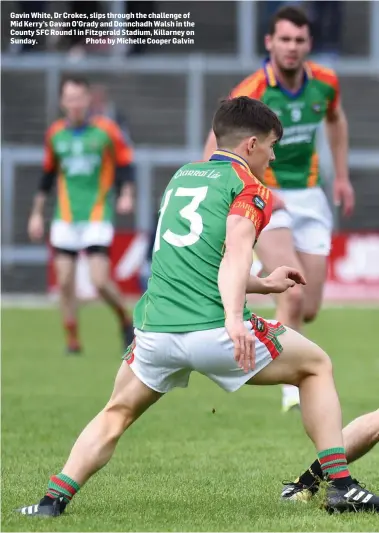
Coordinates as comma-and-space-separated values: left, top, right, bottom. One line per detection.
317, 447, 351, 482
46, 473, 80, 503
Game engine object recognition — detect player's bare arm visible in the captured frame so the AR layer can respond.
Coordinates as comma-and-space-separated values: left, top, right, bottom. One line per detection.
325, 103, 355, 216
219, 214, 257, 372
115, 165, 135, 214
246, 266, 306, 294
28, 171, 55, 242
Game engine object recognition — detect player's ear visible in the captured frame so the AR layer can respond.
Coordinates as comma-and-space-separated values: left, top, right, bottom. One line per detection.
247, 136, 258, 153
264, 34, 272, 52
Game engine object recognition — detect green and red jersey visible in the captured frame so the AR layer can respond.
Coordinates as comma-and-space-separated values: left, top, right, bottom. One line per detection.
134, 151, 273, 332
43, 116, 133, 222
230, 60, 340, 189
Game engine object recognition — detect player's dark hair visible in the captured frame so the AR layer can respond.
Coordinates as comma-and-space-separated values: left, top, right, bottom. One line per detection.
60, 75, 90, 94
213, 96, 283, 148
269, 5, 311, 35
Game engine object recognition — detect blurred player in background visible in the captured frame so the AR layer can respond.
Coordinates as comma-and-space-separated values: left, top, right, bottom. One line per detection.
17, 97, 379, 517
28, 75, 135, 354
204, 6, 355, 412
282, 409, 379, 501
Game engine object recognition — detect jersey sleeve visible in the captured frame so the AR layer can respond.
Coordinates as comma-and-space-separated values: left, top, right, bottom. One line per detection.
43, 130, 57, 173
310, 63, 340, 114
110, 122, 134, 166
326, 72, 340, 114
229, 70, 267, 100
228, 164, 273, 238
95, 117, 134, 166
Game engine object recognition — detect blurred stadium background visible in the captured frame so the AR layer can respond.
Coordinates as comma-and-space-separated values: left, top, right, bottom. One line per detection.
2, 3, 379, 531
1, 0, 379, 301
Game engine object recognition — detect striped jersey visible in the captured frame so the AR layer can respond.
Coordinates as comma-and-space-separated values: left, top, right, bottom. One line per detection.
230, 60, 340, 189
134, 150, 273, 332
43, 116, 133, 222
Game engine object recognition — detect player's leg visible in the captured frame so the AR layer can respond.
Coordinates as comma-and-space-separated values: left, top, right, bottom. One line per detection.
282, 409, 379, 502
343, 409, 379, 461
246, 328, 379, 512
16, 329, 191, 517
297, 252, 328, 323
54, 251, 80, 352
247, 328, 345, 452
16, 361, 162, 517
83, 222, 134, 347
50, 221, 82, 353
87, 248, 134, 348
292, 188, 332, 323
256, 225, 304, 411
256, 227, 305, 331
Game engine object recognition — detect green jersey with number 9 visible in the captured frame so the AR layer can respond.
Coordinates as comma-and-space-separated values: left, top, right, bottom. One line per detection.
134, 150, 273, 332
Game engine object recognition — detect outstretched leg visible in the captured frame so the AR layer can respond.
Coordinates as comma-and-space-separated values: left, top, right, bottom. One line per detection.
246, 328, 379, 513
282, 409, 379, 503
16, 363, 161, 516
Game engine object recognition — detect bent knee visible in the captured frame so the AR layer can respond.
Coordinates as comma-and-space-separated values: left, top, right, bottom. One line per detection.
299, 345, 333, 381
282, 285, 305, 317
57, 274, 74, 293
91, 275, 108, 292
303, 299, 322, 323
303, 308, 319, 323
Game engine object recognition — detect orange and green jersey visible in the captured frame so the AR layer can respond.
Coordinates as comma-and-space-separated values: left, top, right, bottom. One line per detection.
134, 150, 272, 332
43, 116, 133, 222
230, 60, 340, 189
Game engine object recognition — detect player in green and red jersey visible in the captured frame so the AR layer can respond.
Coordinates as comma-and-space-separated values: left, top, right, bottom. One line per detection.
204, 6, 355, 412
28, 76, 135, 353
17, 98, 379, 517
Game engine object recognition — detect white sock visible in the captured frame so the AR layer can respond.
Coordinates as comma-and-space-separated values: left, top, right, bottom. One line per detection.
282, 384, 300, 406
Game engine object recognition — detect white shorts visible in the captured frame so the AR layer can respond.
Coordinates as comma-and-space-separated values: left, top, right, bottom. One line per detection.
123, 315, 286, 393
50, 221, 114, 251
262, 187, 333, 256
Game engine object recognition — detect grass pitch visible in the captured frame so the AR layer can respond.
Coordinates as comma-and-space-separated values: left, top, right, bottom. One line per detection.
2, 305, 379, 531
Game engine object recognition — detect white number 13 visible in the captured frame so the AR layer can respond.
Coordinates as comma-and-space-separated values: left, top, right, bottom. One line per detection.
154, 186, 208, 252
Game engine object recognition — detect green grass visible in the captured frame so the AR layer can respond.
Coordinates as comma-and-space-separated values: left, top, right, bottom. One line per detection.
2, 305, 379, 532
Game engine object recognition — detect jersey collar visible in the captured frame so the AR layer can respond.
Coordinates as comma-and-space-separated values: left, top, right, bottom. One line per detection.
64, 115, 92, 134
263, 58, 312, 98
210, 149, 250, 173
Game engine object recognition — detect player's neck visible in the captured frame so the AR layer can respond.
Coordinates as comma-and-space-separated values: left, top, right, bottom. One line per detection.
66, 115, 89, 128
270, 60, 304, 92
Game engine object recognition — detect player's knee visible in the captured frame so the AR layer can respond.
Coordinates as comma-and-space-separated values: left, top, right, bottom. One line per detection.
303, 302, 321, 323
303, 310, 318, 323
297, 346, 332, 384
57, 272, 74, 294
284, 285, 304, 319
91, 274, 108, 293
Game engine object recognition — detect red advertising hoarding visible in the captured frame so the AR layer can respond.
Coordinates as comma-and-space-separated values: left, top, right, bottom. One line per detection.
48, 231, 379, 302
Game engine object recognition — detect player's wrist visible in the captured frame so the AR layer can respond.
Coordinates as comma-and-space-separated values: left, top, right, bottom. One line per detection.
335, 174, 350, 183
260, 278, 273, 294
225, 313, 244, 322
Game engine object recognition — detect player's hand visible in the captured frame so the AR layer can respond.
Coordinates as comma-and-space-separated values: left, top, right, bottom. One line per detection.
28, 213, 44, 242
264, 266, 306, 294
116, 193, 134, 214
334, 179, 355, 217
272, 193, 286, 212
225, 317, 255, 373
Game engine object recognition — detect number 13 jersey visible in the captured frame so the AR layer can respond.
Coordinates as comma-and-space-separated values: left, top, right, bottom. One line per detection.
134, 150, 273, 332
